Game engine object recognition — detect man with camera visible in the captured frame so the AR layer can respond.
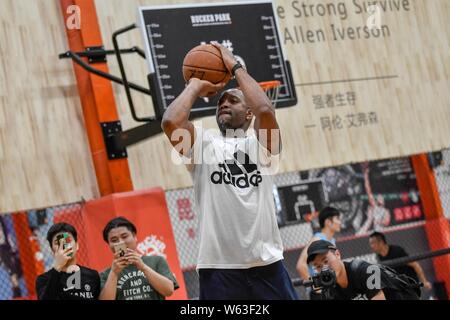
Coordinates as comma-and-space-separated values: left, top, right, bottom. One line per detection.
35, 223, 100, 300
296, 207, 341, 299
99, 217, 179, 300
306, 240, 420, 300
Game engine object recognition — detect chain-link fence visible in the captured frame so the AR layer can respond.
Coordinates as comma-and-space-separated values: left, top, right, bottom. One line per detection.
430, 149, 450, 299
434, 149, 450, 220
165, 154, 450, 300
0, 202, 86, 299
1, 151, 449, 300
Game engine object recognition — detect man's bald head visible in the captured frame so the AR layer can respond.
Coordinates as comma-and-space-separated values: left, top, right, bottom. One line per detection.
216, 88, 252, 135
218, 88, 245, 104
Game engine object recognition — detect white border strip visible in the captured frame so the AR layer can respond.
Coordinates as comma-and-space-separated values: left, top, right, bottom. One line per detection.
137, 8, 155, 73
138, 0, 273, 11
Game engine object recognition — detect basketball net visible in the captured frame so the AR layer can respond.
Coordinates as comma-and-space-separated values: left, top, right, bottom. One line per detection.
259, 80, 281, 108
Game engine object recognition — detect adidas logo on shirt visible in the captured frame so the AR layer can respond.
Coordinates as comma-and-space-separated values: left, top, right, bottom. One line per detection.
210, 150, 262, 188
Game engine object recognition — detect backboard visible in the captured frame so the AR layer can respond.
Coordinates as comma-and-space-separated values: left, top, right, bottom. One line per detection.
138, 0, 297, 119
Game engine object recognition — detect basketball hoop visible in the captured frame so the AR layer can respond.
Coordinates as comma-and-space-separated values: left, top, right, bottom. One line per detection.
259, 80, 281, 108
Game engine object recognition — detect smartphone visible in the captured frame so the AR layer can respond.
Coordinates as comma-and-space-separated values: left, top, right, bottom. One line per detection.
113, 242, 127, 257
56, 232, 74, 257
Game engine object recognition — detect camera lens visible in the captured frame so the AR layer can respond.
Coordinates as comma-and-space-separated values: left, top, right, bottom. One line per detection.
320, 269, 336, 287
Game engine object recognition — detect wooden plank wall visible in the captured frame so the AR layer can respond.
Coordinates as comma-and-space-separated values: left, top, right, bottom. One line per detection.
96, 0, 450, 191
0, 0, 99, 212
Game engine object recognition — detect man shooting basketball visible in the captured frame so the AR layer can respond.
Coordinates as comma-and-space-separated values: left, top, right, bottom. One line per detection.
161, 43, 297, 300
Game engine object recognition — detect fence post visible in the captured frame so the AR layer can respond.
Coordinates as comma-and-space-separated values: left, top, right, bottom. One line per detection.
411, 154, 450, 298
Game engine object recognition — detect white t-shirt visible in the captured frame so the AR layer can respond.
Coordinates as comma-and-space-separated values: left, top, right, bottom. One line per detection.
187, 126, 284, 269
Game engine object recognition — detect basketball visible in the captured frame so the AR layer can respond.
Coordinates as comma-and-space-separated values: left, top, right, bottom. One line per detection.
182, 44, 231, 84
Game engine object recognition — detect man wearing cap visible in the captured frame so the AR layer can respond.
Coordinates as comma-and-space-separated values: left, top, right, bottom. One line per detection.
296, 206, 341, 299
307, 240, 420, 300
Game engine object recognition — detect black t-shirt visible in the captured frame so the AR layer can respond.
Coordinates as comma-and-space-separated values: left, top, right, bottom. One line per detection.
333, 261, 382, 300
333, 260, 419, 300
377, 245, 418, 281
36, 266, 100, 300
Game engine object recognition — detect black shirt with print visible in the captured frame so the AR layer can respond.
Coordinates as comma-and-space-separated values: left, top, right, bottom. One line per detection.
333, 260, 418, 300
333, 261, 382, 300
36, 266, 100, 300
377, 245, 418, 282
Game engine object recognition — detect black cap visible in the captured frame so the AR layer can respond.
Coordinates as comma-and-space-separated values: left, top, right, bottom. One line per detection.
307, 240, 337, 264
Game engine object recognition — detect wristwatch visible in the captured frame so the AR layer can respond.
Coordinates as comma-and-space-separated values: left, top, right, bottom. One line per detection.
231, 62, 243, 77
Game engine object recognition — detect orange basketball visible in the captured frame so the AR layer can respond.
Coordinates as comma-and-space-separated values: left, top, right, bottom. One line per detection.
182, 44, 231, 84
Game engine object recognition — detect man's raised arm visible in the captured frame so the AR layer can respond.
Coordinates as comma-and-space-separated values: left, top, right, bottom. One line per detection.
212, 43, 281, 154
161, 78, 223, 156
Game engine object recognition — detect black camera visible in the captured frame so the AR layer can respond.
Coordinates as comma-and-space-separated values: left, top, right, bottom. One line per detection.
295, 266, 337, 300
311, 267, 336, 290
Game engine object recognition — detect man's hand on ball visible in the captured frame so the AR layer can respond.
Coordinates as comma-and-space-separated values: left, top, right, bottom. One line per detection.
188, 78, 225, 98
210, 42, 238, 73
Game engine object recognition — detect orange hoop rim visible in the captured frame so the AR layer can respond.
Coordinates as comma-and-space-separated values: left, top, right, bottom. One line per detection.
259, 80, 281, 91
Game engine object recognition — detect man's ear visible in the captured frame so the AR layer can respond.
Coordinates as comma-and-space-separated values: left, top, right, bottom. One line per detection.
335, 249, 341, 259
246, 108, 253, 120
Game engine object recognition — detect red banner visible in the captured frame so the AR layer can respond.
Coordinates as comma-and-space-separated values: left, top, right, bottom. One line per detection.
82, 188, 187, 300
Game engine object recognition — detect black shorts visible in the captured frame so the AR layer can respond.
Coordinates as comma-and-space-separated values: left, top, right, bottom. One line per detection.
199, 260, 299, 300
